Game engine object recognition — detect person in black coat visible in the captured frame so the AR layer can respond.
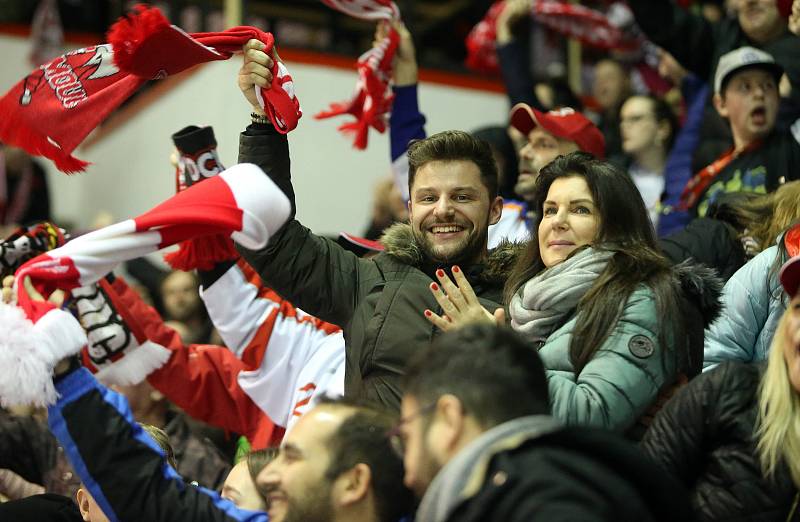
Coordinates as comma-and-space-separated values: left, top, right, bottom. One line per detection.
399, 324, 693, 522
642, 253, 800, 521
660, 181, 800, 282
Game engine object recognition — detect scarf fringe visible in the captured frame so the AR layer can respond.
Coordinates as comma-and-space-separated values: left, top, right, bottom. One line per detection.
106, 4, 171, 73
91, 340, 172, 386
163, 234, 239, 271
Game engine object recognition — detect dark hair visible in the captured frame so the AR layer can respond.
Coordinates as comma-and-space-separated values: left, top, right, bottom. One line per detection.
407, 130, 499, 200
622, 94, 680, 151
245, 448, 278, 486
504, 152, 685, 373
402, 324, 549, 428
140, 423, 178, 469
319, 398, 413, 522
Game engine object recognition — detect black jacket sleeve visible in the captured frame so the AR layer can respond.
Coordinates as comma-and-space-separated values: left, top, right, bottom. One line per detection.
234, 128, 381, 328
627, 0, 718, 81
47, 368, 265, 522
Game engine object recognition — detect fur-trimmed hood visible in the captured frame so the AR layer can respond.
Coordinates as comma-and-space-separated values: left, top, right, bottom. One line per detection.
671, 260, 724, 327
378, 223, 523, 287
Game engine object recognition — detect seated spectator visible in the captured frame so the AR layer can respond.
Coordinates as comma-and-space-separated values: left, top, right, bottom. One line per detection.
220, 449, 276, 511
424, 152, 722, 434
642, 251, 800, 521
615, 94, 679, 226
591, 58, 633, 157
660, 180, 800, 281
0, 145, 51, 227
160, 270, 212, 344
399, 323, 693, 521
704, 220, 800, 369
682, 46, 799, 217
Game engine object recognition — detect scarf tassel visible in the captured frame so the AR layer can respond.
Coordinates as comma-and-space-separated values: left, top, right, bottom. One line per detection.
162, 234, 239, 271
106, 4, 171, 74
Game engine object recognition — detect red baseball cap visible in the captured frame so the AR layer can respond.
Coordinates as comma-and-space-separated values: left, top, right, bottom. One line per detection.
780, 256, 800, 298
780, 224, 800, 298
510, 103, 606, 159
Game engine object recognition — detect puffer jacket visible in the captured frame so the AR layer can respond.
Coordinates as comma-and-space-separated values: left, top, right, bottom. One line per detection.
704, 245, 786, 370
642, 362, 800, 521
235, 126, 513, 412
539, 262, 722, 434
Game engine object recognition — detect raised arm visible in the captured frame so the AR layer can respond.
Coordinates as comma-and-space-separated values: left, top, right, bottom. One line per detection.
234, 41, 381, 327
388, 20, 426, 202
627, 0, 717, 80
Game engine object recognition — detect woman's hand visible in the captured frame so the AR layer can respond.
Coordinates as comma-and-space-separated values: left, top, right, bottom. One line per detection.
424, 266, 506, 331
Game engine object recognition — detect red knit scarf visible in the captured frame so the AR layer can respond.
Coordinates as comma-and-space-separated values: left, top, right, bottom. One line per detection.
0, 5, 301, 173
315, 0, 400, 149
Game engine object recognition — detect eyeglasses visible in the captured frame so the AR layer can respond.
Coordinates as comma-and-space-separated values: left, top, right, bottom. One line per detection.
385, 401, 438, 458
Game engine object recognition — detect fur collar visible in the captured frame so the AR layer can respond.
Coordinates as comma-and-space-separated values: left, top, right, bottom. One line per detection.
378, 223, 522, 286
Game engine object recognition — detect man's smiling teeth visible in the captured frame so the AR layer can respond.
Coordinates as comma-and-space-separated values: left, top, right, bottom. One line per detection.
431, 225, 463, 233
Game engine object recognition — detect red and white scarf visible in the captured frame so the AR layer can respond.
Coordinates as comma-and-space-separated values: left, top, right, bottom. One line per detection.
0, 163, 290, 407
0, 4, 301, 173
315, 0, 400, 150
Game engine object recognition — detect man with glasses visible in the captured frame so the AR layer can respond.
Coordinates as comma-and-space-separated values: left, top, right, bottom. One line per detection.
396, 324, 693, 522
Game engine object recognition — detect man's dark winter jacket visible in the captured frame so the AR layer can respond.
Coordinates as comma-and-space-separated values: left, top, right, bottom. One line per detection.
235, 126, 513, 411
428, 416, 694, 522
642, 362, 800, 521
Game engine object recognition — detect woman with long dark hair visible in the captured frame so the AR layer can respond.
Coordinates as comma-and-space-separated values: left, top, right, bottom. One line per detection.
424, 152, 721, 434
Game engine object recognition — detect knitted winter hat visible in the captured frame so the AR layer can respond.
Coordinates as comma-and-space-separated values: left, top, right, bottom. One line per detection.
164, 124, 238, 271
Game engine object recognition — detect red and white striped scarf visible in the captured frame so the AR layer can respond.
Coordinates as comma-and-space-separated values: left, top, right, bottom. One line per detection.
315, 0, 400, 150
0, 163, 290, 407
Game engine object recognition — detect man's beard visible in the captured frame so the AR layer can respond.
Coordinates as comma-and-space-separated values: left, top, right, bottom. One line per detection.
283, 478, 334, 522
413, 223, 489, 266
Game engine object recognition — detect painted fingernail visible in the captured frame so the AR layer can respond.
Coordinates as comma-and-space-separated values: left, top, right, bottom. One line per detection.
452, 265, 460, 273
430, 282, 439, 291
436, 269, 445, 278
424, 310, 432, 317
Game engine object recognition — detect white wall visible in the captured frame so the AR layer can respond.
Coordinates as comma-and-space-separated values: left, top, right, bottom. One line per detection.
0, 34, 509, 235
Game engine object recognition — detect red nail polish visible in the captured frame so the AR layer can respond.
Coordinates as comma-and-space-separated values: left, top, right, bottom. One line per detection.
424, 310, 432, 317
453, 265, 460, 273
430, 282, 439, 291
436, 269, 445, 278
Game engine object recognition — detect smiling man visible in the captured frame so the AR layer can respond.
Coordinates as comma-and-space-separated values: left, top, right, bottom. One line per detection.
256, 399, 413, 522
682, 46, 800, 216
235, 39, 512, 413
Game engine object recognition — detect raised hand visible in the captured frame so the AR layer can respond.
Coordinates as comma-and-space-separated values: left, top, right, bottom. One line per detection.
424, 265, 505, 331
238, 39, 276, 113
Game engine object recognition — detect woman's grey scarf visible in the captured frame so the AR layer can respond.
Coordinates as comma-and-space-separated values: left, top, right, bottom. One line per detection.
509, 247, 614, 343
